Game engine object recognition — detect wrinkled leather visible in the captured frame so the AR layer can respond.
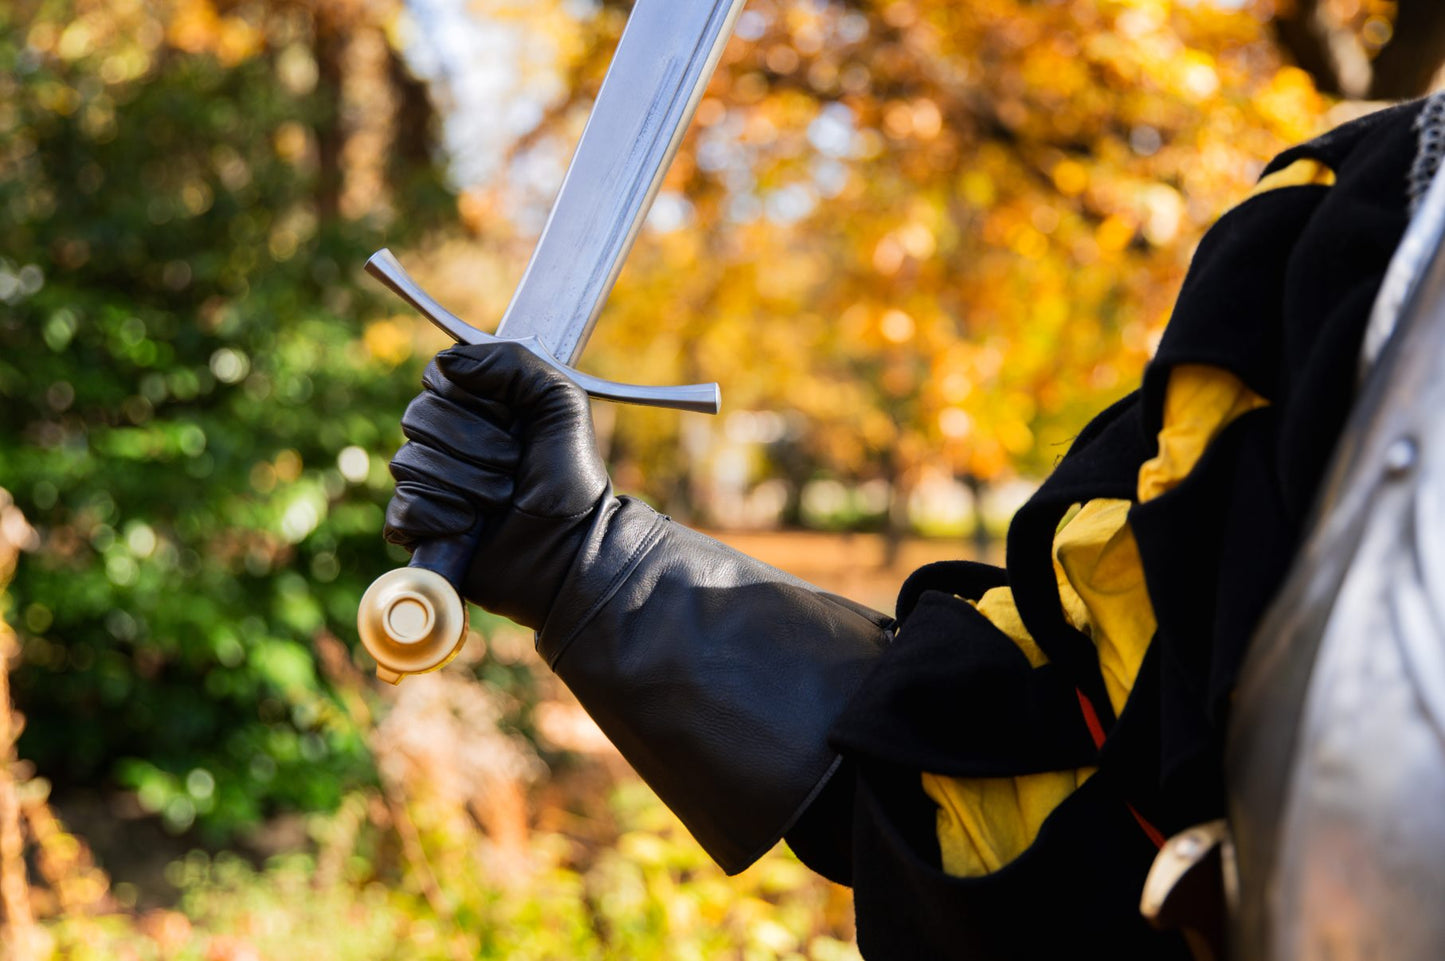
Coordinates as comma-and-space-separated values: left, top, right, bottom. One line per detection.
539, 495, 892, 873
386, 341, 609, 629
385, 340, 892, 872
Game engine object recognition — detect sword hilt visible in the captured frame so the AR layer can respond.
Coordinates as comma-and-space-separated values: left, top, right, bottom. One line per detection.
358, 532, 474, 684
356, 250, 719, 681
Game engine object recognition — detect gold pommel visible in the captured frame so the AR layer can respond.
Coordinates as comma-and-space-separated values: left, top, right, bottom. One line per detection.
357, 567, 468, 684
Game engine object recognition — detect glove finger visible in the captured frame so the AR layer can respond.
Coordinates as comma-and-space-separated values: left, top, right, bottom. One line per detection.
384, 482, 475, 548
389, 441, 515, 505
435, 341, 608, 520
420, 357, 517, 426
435, 341, 589, 425
400, 391, 520, 472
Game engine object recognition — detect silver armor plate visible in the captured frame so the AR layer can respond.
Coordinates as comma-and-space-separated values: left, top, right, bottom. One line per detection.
1227, 92, 1445, 961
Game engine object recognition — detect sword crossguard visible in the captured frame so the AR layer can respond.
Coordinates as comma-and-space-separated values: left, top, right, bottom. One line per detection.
364, 249, 721, 415
357, 249, 720, 682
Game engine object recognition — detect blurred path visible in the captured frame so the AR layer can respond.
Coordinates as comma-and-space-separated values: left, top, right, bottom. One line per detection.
706, 530, 995, 614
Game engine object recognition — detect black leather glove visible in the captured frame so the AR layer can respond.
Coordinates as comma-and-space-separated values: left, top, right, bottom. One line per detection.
385, 341, 892, 873
386, 341, 609, 630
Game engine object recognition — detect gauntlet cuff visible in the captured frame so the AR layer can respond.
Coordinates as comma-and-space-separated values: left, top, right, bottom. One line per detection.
538, 496, 891, 874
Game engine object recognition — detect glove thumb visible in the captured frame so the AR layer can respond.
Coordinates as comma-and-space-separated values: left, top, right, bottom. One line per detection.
435, 341, 589, 427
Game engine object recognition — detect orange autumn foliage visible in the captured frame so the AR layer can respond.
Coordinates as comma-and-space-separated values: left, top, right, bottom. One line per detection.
537, 0, 1338, 495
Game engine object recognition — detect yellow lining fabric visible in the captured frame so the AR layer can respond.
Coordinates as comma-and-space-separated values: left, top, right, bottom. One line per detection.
1248, 158, 1336, 199
923, 364, 1270, 878
926, 756, 1094, 877
1054, 500, 1154, 715
1137, 364, 1269, 503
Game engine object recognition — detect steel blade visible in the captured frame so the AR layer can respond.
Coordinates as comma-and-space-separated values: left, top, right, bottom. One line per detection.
493, 0, 746, 364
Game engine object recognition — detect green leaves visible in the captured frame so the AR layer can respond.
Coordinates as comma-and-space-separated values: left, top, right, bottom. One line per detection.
0, 0, 445, 839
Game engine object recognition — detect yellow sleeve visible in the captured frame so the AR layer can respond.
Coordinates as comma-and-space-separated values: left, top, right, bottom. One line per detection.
924, 364, 1267, 878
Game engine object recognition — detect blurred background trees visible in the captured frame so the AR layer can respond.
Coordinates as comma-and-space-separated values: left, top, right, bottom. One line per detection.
1274, 0, 1445, 99
1, 0, 1443, 957
1, 0, 458, 843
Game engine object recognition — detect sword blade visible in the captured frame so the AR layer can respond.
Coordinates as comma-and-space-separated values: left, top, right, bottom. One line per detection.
493, 0, 746, 364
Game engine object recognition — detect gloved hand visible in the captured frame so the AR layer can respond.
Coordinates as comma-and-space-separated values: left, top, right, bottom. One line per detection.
384, 340, 892, 874
385, 341, 609, 630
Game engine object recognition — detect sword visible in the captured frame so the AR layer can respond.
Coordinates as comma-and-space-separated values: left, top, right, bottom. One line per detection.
357, 0, 747, 683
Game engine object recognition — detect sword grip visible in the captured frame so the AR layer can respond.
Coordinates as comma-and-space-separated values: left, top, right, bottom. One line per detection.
357, 529, 478, 684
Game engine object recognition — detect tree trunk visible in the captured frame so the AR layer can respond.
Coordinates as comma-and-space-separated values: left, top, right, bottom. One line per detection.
0, 498, 36, 958
962, 472, 991, 562
883, 456, 910, 569
1273, 0, 1350, 97
312, 12, 345, 224
1274, 0, 1445, 100
1272, 0, 1372, 98
1369, 0, 1445, 99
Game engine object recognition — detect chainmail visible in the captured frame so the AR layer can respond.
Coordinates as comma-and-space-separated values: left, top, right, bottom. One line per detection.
1408, 91, 1445, 215
1359, 92, 1445, 376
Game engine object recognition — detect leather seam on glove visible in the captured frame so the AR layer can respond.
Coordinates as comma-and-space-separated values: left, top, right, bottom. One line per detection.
513, 503, 601, 523
732, 752, 847, 873
537, 510, 670, 668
